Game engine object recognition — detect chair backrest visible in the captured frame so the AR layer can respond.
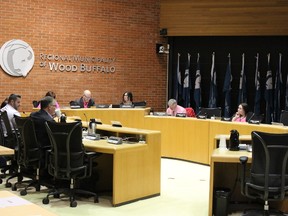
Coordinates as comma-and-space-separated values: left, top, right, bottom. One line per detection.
0, 111, 17, 148
185, 107, 196, 117
133, 101, 147, 108
251, 131, 288, 199
32, 100, 40, 108
247, 113, 264, 123
197, 107, 221, 119
14, 116, 41, 167
45, 121, 85, 179
280, 110, 288, 126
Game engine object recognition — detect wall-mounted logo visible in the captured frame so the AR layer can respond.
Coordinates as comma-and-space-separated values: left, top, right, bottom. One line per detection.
0, 39, 35, 77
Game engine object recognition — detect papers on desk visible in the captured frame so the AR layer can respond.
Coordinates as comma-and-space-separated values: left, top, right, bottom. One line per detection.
0, 196, 30, 208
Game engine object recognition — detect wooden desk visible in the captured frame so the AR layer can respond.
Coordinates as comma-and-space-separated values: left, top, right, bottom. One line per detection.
82, 124, 161, 206
143, 116, 210, 164
0, 191, 56, 215
41, 107, 151, 128
209, 149, 288, 215
0, 145, 14, 155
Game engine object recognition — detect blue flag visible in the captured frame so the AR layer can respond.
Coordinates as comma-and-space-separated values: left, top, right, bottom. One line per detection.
193, 53, 201, 114
273, 53, 282, 122
174, 53, 182, 102
254, 53, 261, 115
238, 53, 247, 104
265, 53, 273, 124
208, 52, 217, 108
183, 53, 191, 107
223, 54, 232, 118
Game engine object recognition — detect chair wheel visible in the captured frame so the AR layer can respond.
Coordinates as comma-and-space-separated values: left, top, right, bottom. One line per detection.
0, 179, 2, 184
5, 182, 12, 188
70, 200, 77, 207
20, 190, 27, 196
42, 197, 49, 204
94, 196, 99, 203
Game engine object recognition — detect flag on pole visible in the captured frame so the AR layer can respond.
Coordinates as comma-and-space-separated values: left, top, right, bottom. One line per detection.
238, 53, 247, 104
273, 53, 282, 122
183, 53, 191, 107
223, 53, 232, 118
194, 53, 201, 114
208, 52, 217, 108
265, 53, 273, 124
254, 53, 261, 115
174, 53, 182, 102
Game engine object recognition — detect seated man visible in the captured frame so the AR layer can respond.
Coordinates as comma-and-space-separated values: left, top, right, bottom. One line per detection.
76, 90, 95, 108
166, 99, 186, 116
30, 96, 56, 149
0, 94, 21, 136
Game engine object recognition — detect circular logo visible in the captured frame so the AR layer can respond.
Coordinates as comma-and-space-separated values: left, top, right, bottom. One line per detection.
0, 39, 35, 77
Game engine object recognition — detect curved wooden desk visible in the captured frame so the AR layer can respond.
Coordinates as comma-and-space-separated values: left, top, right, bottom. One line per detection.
51, 107, 150, 128
82, 124, 161, 206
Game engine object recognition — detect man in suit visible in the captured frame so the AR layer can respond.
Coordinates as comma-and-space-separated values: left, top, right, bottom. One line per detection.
30, 96, 56, 149
76, 90, 95, 108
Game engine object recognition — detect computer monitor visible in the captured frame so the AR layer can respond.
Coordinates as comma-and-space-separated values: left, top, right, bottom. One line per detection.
197, 107, 222, 119
111, 104, 120, 108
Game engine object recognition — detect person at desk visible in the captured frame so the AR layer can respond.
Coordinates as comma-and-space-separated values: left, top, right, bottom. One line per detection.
0, 94, 21, 135
121, 91, 133, 105
232, 102, 249, 122
30, 96, 56, 149
76, 90, 95, 108
37, 91, 60, 109
166, 99, 186, 116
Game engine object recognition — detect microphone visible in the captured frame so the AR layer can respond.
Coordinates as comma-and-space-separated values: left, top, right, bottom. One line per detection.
83, 113, 88, 123
247, 113, 255, 123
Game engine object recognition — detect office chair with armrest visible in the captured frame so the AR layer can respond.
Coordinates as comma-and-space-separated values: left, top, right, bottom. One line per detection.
197, 107, 222, 119
280, 110, 288, 126
42, 121, 99, 207
239, 131, 288, 216
13, 116, 43, 195
0, 111, 20, 187
185, 107, 196, 117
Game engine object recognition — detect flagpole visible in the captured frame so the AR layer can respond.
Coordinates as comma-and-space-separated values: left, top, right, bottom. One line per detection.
165, 44, 170, 107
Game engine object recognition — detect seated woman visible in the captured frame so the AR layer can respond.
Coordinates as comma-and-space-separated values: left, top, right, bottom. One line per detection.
37, 91, 60, 109
232, 103, 249, 122
121, 92, 133, 106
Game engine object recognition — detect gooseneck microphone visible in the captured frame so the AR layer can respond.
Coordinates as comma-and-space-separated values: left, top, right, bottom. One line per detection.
83, 113, 88, 124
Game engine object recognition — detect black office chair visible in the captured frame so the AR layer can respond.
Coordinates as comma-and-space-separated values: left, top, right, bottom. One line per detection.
133, 101, 147, 108
42, 121, 99, 207
279, 110, 288, 126
239, 131, 288, 215
32, 100, 39, 108
197, 107, 222, 119
13, 116, 43, 195
0, 111, 20, 187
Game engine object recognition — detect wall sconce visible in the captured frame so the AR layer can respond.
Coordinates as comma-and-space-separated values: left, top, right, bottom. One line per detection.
156, 43, 169, 54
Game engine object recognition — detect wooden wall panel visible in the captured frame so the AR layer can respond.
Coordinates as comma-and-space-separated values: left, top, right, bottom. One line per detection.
160, 0, 288, 36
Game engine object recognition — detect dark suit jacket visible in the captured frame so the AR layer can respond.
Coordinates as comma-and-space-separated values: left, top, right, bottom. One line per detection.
76, 97, 95, 108
30, 109, 55, 149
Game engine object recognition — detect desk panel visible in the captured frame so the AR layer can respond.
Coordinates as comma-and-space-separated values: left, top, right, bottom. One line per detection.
143, 116, 210, 164
56, 107, 150, 128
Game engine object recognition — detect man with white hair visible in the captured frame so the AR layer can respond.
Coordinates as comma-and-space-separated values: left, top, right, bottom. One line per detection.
76, 90, 95, 108
166, 99, 186, 116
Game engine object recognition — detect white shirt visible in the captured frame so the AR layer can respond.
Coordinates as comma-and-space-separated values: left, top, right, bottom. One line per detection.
1, 104, 20, 136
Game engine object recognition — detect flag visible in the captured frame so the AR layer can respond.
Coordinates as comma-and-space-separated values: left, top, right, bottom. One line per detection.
265, 53, 273, 124
182, 53, 191, 107
174, 53, 182, 102
254, 53, 261, 115
238, 53, 247, 104
223, 54, 232, 118
193, 53, 201, 114
273, 53, 282, 122
208, 52, 217, 108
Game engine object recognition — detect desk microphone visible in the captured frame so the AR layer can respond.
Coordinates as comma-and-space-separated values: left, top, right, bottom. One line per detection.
83, 113, 88, 123
247, 113, 255, 123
